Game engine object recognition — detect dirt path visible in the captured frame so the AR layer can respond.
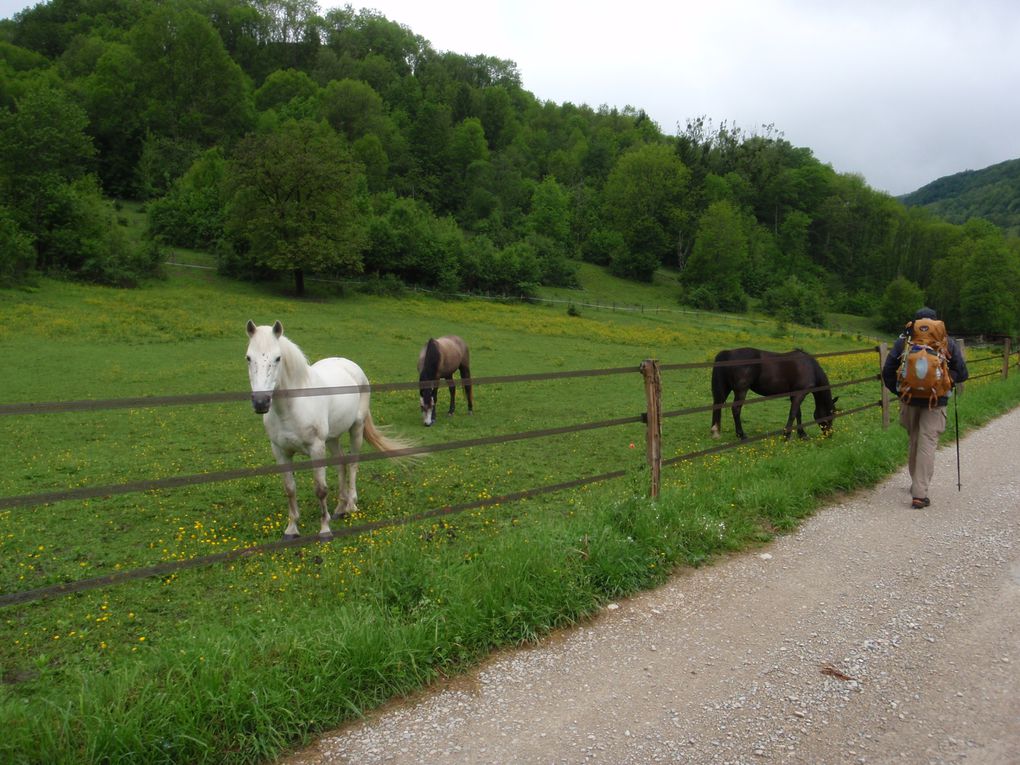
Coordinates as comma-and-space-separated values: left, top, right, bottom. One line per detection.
282, 407, 1020, 765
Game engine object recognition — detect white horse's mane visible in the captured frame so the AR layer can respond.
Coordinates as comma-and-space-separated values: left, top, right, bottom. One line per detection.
276, 334, 312, 389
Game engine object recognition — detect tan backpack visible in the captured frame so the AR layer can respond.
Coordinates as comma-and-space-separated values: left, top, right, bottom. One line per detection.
897, 318, 952, 407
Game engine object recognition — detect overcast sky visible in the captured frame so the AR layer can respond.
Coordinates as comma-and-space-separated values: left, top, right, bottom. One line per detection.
3, 0, 1018, 196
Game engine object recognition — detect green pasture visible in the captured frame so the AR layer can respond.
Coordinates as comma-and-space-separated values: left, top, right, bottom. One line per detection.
1, 265, 1017, 765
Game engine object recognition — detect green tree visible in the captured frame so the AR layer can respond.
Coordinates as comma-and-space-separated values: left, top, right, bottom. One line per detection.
78, 39, 146, 195
407, 99, 452, 207
364, 195, 463, 291
254, 68, 319, 112
582, 228, 626, 267
607, 217, 662, 282
0, 205, 35, 284
130, 5, 252, 145
877, 276, 925, 333
445, 116, 490, 214
601, 142, 690, 268
148, 148, 226, 249
927, 247, 968, 327
959, 236, 1019, 336
682, 200, 748, 312
319, 78, 387, 142
526, 175, 570, 252
352, 133, 389, 193
460, 239, 542, 296
224, 120, 367, 295
0, 82, 94, 271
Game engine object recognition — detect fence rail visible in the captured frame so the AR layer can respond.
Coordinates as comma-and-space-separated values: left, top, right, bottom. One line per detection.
2, 340, 1017, 609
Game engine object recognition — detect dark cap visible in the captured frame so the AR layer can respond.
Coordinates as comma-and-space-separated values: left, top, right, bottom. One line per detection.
914, 307, 937, 320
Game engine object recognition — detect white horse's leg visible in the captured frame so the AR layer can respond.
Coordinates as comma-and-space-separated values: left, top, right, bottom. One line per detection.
341, 420, 364, 516
307, 439, 333, 540
327, 436, 350, 519
273, 443, 301, 539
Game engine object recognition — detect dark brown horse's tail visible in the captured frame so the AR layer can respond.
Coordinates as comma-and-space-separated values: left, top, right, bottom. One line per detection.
710, 353, 729, 438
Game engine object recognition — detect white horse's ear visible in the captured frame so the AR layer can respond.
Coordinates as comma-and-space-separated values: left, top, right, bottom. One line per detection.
246, 320, 257, 337
273, 321, 283, 338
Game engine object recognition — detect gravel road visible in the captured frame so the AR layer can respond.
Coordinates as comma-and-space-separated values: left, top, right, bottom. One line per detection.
282, 406, 1020, 765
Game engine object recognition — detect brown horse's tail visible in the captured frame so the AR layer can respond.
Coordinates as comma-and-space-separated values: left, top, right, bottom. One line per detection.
363, 411, 419, 460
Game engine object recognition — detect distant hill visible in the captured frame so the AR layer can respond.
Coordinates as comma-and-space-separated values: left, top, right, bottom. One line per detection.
900, 157, 1020, 236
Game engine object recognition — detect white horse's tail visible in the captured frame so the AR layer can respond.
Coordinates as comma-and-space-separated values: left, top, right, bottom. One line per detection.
363, 411, 419, 460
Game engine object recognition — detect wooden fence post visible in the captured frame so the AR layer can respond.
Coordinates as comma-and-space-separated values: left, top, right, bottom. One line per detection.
641, 359, 662, 500
1003, 337, 1011, 380
878, 342, 890, 429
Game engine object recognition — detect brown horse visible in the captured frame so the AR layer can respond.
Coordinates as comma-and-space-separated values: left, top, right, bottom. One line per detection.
710, 348, 837, 440
417, 335, 473, 426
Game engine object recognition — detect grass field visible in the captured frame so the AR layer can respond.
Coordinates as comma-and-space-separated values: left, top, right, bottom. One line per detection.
1, 263, 1017, 764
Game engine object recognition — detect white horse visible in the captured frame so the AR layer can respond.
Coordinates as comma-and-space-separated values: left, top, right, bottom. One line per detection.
245, 320, 412, 540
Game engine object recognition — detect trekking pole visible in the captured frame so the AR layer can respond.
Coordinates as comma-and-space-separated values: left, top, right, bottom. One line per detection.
954, 389, 961, 491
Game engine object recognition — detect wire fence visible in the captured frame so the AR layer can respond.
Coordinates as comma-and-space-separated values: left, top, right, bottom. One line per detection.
2, 340, 1017, 609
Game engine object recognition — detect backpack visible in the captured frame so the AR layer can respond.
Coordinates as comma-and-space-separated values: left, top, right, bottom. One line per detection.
896, 318, 952, 407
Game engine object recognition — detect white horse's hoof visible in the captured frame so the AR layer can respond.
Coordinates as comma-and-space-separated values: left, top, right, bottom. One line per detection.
282, 532, 300, 540
317, 531, 334, 541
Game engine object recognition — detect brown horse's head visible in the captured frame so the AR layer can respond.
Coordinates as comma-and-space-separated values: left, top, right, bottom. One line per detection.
418, 338, 442, 426
419, 381, 438, 426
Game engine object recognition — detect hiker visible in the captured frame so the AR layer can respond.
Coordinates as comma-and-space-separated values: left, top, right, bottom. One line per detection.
881, 307, 968, 509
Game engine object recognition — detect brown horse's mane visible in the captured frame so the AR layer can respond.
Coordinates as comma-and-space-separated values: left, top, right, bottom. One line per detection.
421, 338, 442, 379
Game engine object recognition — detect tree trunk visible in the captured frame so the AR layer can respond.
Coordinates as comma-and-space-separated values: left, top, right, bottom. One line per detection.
293, 268, 305, 296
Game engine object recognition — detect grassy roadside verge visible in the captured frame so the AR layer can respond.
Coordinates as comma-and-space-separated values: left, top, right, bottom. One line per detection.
1, 271, 1016, 764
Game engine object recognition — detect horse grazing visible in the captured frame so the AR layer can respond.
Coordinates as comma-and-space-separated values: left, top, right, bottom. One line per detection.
245, 320, 413, 540
710, 348, 838, 440
417, 335, 473, 426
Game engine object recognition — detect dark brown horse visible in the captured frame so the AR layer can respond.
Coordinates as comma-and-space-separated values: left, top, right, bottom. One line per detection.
710, 348, 837, 440
417, 335, 473, 426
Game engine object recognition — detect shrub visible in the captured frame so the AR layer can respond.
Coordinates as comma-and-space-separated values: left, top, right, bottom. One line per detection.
0, 206, 35, 285
760, 276, 826, 327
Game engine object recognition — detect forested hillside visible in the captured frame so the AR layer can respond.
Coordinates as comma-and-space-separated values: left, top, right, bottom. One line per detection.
1, 0, 1019, 336
900, 157, 1020, 238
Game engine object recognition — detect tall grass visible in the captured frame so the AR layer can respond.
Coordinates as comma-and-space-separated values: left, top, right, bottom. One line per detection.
1, 271, 1016, 764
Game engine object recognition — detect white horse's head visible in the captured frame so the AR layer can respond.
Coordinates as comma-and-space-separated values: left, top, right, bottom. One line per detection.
245, 320, 284, 414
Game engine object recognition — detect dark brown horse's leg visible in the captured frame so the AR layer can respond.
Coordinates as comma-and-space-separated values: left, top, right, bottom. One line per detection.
786, 394, 807, 439
710, 389, 726, 438
446, 376, 456, 415
461, 365, 473, 414
732, 391, 748, 440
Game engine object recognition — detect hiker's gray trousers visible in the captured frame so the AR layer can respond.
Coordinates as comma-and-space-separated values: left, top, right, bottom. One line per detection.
899, 403, 948, 501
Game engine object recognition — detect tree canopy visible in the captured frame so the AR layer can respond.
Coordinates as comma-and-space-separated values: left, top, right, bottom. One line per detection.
1, 0, 1019, 336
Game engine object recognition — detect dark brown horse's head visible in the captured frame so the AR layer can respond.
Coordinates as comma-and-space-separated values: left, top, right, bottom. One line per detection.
814, 395, 839, 436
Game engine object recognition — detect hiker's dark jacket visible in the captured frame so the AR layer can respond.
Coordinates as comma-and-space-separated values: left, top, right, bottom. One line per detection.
881, 333, 969, 407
